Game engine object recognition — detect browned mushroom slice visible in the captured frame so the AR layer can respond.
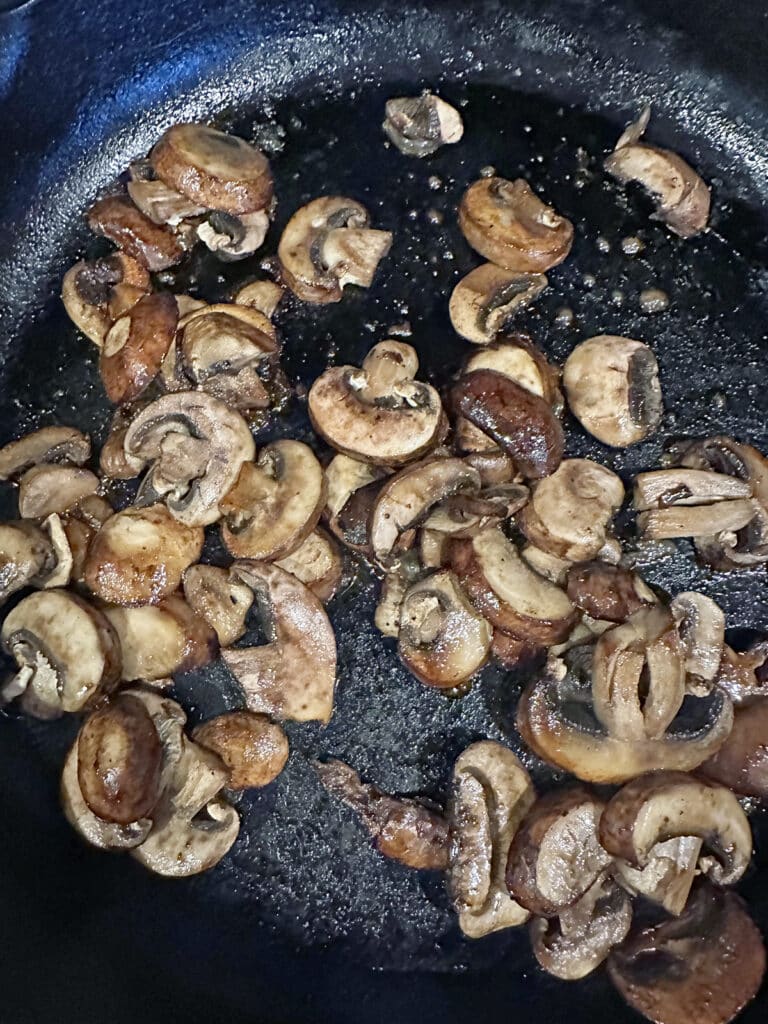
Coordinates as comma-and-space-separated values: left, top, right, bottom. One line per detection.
637, 499, 757, 540
491, 631, 544, 671
382, 92, 463, 157
566, 563, 656, 623
126, 170, 207, 225
422, 484, 528, 538
99, 407, 145, 480
150, 123, 273, 216
699, 699, 768, 798
451, 369, 564, 479
309, 342, 444, 465
220, 440, 326, 560
669, 592, 725, 693
605, 107, 711, 238
451, 527, 577, 645
100, 292, 178, 404
714, 641, 768, 704
608, 884, 765, 1024
62, 254, 150, 347
633, 468, 753, 510
234, 277, 285, 318
325, 458, 389, 555
17, 465, 100, 519
458, 177, 574, 272
182, 564, 254, 648
521, 544, 572, 585
194, 711, 289, 790
0, 426, 90, 482
449, 265, 548, 345
397, 569, 492, 688
315, 759, 449, 870
274, 528, 343, 603
87, 195, 184, 271
0, 521, 58, 605
83, 504, 203, 606
614, 835, 702, 916
222, 561, 336, 723
177, 302, 278, 393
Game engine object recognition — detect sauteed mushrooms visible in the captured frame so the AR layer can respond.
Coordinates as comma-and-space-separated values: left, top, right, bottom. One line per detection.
449, 265, 548, 344
613, 834, 702, 916
100, 291, 178, 404
234, 279, 285, 319
0, 519, 71, 604
194, 711, 289, 790
274, 528, 343, 603
62, 254, 150, 347
182, 564, 254, 647
382, 92, 463, 157
87, 195, 184, 271
17, 464, 100, 519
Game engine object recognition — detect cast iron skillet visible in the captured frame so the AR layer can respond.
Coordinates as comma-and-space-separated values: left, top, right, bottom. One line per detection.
1, 0, 768, 1021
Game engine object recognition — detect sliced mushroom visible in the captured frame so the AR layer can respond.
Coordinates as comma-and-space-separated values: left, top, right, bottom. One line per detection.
220, 440, 326, 560
637, 499, 757, 541
464, 335, 562, 408
325, 460, 389, 554
83, 504, 204, 606
449, 265, 548, 345
126, 169, 207, 225
62, 255, 150, 347
458, 177, 574, 272
463, 450, 516, 487
0, 521, 58, 605
605, 106, 711, 238
325, 453, 385, 520
124, 392, 255, 527
99, 407, 145, 480
315, 759, 449, 870
566, 562, 656, 623
614, 835, 702, 916
87, 194, 184, 271
222, 562, 336, 723
274, 528, 342, 603
422, 484, 528, 538
670, 592, 725, 693
17, 464, 100, 519
699, 699, 768, 798
374, 568, 411, 638
278, 196, 392, 303
608, 884, 765, 1024
564, 335, 663, 447
234, 279, 285, 319
194, 711, 289, 789
382, 92, 463, 157
419, 527, 451, 569
491, 631, 544, 671
309, 342, 444, 465
196, 209, 270, 260
100, 292, 179, 404
633, 468, 753, 510
0, 426, 90, 482
1, 590, 120, 718
58, 496, 113, 584
397, 569, 492, 688
182, 564, 254, 648
521, 544, 572, 585
714, 641, 768, 704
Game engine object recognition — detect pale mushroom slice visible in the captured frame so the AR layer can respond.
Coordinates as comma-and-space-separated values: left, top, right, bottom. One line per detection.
563, 335, 663, 447
17, 464, 100, 519
100, 406, 146, 481
194, 711, 289, 790
124, 392, 256, 527
196, 209, 270, 261
521, 544, 572, 585
464, 335, 562, 408
449, 741, 535, 938
449, 265, 548, 344
182, 564, 254, 648
633, 467, 753, 510
418, 528, 451, 570
83, 504, 204, 606
233, 279, 285, 319
324, 454, 390, 554
61, 254, 150, 347
0, 521, 60, 605
605, 106, 711, 238
1, 590, 120, 718
220, 440, 326, 560
566, 563, 656, 623
278, 196, 392, 303
614, 835, 702, 916
636, 499, 758, 541
274, 528, 343, 603
0, 426, 90, 481
458, 177, 574, 272
670, 591, 725, 693
382, 92, 463, 156
58, 497, 114, 584
87, 195, 185, 271
99, 292, 178, 404
309, 342, 444, 466
222, 562, 337, 723
397, 569, 492, 688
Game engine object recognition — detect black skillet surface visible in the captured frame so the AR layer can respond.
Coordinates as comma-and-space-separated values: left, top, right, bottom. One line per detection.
1, 0, 768, 1021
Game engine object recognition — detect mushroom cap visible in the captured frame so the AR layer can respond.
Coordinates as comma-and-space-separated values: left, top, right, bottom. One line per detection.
100, 292, 178, 404
274, 528, 343, 604
449, 264, 548, 344
194, 711, 289, 790
0, 425, 90, 482
87, 195, 184, 271
177, 303, 277, 393
182, 563, 254, 648
17, 464, 100, 519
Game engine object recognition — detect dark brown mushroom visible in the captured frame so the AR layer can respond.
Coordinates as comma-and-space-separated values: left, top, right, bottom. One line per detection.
566, 562, 656, 623
699, 699, 768, 798
100, 292, 179, 404
87, 195, 184, 271
194, 712, 289, 790
62, 254, 150, 347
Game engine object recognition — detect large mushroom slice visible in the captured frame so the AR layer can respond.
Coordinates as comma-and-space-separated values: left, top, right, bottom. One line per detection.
61, 254, 150, 347
234, 279, 285, 319
0, 426, 90, 482
614, 835, 702, 916
182, 564, 254, 647
99, 292, 178, 404
458, 177, 574, 272
566, 562, 656, 623
563, 336, 663, 447
1, 591, 120, 718
278, 196, 392, 303
670, 591, 725, 692
124, 392, 255, 527
309, 341, 444, 466
633, 467, 753, 510
17, 464, 100, 519
0, 520, 62, 605
699, 698, 768, 798
220, 440, 326, 561
449, 265, 548, 344
222, 562, 337, 723
274, 528, 343, 604
194, 711, 289, 790
87, 195, 185, 271
382, 92, 463, 157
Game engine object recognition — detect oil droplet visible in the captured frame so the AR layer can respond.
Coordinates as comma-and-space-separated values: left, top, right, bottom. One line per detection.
428, 175, 442, 191
426, 208, 444, 225
480, 165, 496, 178
639, 288, 670, 314
554, 307, 575, 327
611, 289, 624, 306
582, 274, 597, 289
621, 235, 645, 256
388, 321, 413, 338
596, 236, 611, 253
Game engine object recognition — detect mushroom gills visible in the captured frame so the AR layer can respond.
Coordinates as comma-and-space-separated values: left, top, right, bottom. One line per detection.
382, 92, 463, 157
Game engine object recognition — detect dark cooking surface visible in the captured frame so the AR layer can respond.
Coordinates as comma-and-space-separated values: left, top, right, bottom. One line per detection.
1, 1, 768, 1022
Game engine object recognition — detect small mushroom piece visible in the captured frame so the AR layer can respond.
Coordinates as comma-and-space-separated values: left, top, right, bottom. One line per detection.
521, 544, 572, 584
374, 568, 411, 638
315, 759, 449, 870
0, 521, 57, 605
397, 569, 492, 688
714, 641, 768, 704
87, 195, 185, 271
61, 255, 150, 347
599, 771, 752, 886
566, 562, 656, 623
150, 123, 273, 216
325, 453, 384, 520
491, 631, 544, 671
194, 711, 289, 789
614, 835, 702, 916
178, 303, 278, 392
274, 528, 343, 603
99, 407, 145, 480
17, 464, 100, 519
519, 459, 625, 561
633, 468, 753, 510
126, 172, 207, 225
463, 450, 517, 486
449, 265, 548, 344
309, 342, 444, 465
234, 279, 285, 319
196, 209, 270, 260
382, 92, 463, 157
220, 440, 326, 561
124, 392, 256, 527
463, 335, 562, 408
451, 369, 564, 479
531, 876, 633, 981
670, 592, 725, 692
222, 562, 337, 723
605, 106, 711, 238
100, 292, 179, 404
421, 484, 528, 537
83, 504, 204, 606
1, 590, 120, 718
278, 196, 392, 303
182, 564, 254, 647
459, 177, 574, 272
0, 426, 90, 482
419, 527, 451, 569
699, 700, 768, 798
564, 335, 663, 447
608, 884, 765, 1024
324, 455, 389, 554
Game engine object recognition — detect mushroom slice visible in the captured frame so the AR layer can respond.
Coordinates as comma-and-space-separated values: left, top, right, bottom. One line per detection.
637, 499, 758, 541
491, 631, 544, 671
599, 771, 752, 886
178, 303, 278, 392
464, 335, 562, 408
325, 456, 389, 554
274, 528, 343, 603
126, 172, 207, 225
0, 521, 57, 605
1, 590, 120, 718
150, 122, 273, 216
182, 564, 254, 648
451, 369, 564, 479
62, 255, 150, 347
450, 741, 534, 937
531, 876, 632, 981
451, 527, 577, 645
124, 392, 255, 527
421, 484, 528, 537
463, 450, 517, 486
449, 265, 548, 345
519, 459, 625, 561
566, 562, 656, 623
521, 544, 572, 585
315, 759, 449, 870
309, 342, 444, 465
382, 92, 463, 157
564, 335, 663, 447
670, 592, 725, 692
714, 641, 768, 704
397, 569, 492, 688
196, 209, 270, 261
699, 699, 768, 798
633, 468, 752, 510
17, 464, 100, 519
222, 562, 336, 723
100, 407, 145, 480
605, 106, 711, 238
100, 292, 178, 405
83, 504, 204, 606
87, 195, 184, 271
279, 197, 392, 303
0, 426, 90, 481
614, 835, 702, 916
325, 453, 384, 519
459, 177, 574, 272
506, 786, 613, 917
419, 528, 450, 569
608, 884, 765, 1024
234, 279, 285, 319
220, 440, 326, 561
194, 711, 289, 790
374, 566, 414, 638
104, 594, 218, 681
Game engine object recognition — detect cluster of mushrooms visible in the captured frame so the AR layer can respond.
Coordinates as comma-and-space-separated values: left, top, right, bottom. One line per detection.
0, 96, 763, 1022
